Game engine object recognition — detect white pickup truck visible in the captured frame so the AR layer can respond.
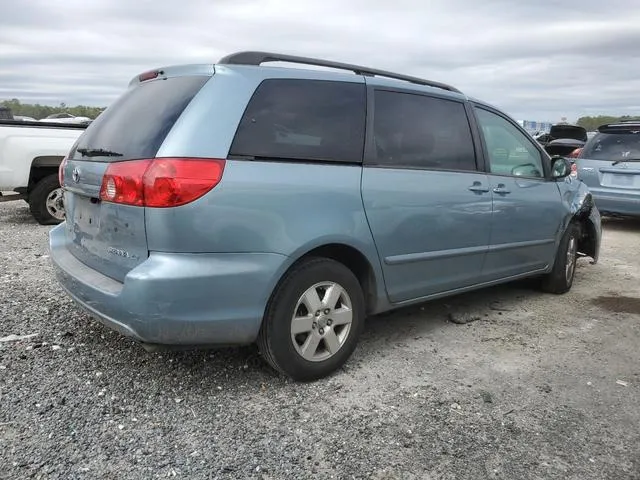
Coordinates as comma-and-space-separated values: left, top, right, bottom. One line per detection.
0, 119, 86, 224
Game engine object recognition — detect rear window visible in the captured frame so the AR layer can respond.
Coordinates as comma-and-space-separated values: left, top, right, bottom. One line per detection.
229, 79, 366, 163
72, 75, 208, 161
582, 131, 640, 160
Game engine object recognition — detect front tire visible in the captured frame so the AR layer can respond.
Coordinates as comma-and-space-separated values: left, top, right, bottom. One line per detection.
29, 174, 65, 225
540, 222, 580, 294
258, 257, 365, 381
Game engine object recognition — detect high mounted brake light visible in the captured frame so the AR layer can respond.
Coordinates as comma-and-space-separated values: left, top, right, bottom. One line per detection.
99, 158, 225, 208
138, 70, 160, 82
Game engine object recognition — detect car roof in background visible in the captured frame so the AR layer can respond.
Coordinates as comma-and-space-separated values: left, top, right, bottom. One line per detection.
597, 122, 640, 133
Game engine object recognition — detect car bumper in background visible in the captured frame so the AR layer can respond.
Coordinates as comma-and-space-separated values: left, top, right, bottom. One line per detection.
591, 189, 640, 217
49, 224, 286, 346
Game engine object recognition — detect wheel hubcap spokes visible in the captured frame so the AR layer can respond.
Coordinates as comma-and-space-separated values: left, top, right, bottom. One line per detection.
46, 188, 66, 220
291, 282, 353, 362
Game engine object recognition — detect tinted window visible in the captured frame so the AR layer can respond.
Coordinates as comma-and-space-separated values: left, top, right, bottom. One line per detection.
230, 79, 365, 163
475, 108, 544, 178
582, 132, 640, 160
72, 75, 208, 162
372, 91, 476, 171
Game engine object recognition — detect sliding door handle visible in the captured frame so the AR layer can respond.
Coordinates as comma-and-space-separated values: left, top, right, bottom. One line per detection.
468, 181, 490, 193
492, 183, 511, 195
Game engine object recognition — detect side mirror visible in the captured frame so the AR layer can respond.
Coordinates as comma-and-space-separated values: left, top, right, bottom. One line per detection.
551, 156, 573, 179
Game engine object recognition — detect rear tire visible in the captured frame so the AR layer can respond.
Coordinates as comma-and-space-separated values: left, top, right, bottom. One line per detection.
258, 257, 365, 381
540, 222, 580, 294
29, 174, 65, 225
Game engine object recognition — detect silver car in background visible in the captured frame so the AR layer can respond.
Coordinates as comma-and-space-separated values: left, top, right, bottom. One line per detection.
575, 121, 640, 217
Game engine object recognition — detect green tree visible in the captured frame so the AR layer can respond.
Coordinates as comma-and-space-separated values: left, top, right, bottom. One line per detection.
576, 115, 640, 131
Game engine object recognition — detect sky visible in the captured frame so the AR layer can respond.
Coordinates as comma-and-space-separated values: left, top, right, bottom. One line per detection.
1, 0, 639, 122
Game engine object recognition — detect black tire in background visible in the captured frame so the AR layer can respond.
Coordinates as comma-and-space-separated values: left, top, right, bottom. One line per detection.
258, 257, 365, 381
29, 174, 65, 225
540, 222, 580, 294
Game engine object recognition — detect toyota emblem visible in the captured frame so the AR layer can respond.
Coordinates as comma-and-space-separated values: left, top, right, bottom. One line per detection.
72, 167, 81, 183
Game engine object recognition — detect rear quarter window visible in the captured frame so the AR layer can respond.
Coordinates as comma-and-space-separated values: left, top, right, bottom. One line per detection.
72, 75, 208, 162
229, 79, 366, 163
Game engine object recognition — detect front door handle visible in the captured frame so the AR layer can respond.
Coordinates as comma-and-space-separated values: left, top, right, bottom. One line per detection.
468, 181, 490, 193
492, 183, 511, 195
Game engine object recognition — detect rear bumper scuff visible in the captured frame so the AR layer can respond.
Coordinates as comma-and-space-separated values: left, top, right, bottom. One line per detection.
50, 224, 286, 346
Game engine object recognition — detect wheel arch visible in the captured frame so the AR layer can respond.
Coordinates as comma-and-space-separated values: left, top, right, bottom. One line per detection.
29, 156, 63, 191
267, 240, 387, 317
569, 191, 600, 262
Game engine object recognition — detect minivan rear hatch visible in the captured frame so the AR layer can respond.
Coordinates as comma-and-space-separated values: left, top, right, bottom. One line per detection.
62, 70, 211, 282
549, 124, 588, 142
577, 122, 640, 192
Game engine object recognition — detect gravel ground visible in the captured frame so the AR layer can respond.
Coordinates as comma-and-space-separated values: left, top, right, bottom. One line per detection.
1, 201, 639, 480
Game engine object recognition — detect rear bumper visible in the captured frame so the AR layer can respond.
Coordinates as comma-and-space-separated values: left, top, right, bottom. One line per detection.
49, 224, 286, 346
591, 189, 640, 217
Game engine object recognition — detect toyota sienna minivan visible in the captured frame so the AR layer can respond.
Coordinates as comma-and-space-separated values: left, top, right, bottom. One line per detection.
51, 51, 601, 381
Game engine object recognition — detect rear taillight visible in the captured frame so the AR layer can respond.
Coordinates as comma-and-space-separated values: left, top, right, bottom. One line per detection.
58, 157, 68, 186
99, 158, 225, 208
139, 70, 160, 82
570, 162, 578, 177
568, 148, 582, 158
100, 159, 151, 206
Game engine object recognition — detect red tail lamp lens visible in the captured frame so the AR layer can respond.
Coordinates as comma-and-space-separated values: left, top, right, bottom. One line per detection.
99, 158, 225, 208
568, 148, 582, 158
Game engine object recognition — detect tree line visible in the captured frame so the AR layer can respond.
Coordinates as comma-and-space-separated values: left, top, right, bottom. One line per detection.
3, 97, 637, 130
576, 115, 638, 131
0, 99, 105, 120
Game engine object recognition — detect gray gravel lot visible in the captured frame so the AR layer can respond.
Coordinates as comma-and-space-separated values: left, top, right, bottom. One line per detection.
1, 201, 639, 480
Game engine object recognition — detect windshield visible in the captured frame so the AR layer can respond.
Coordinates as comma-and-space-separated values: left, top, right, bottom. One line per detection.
72, 75, 208, 162
582, 132, 640, 161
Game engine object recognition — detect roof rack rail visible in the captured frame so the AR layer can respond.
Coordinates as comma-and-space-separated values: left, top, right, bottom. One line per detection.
218, 51, 462, 94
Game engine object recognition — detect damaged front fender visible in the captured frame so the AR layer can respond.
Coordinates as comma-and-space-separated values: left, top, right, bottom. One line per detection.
559, 178, 601, 264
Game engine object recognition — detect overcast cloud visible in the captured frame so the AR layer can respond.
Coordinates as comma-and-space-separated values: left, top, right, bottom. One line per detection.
1, 0, 639, 121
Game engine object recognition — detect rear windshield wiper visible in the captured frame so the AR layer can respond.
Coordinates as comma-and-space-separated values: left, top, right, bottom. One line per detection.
76, 147, 123, 158
612, 158, 640, 165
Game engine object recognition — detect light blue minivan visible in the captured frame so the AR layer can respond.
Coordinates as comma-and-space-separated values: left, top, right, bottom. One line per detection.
50, 52, 601, 380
